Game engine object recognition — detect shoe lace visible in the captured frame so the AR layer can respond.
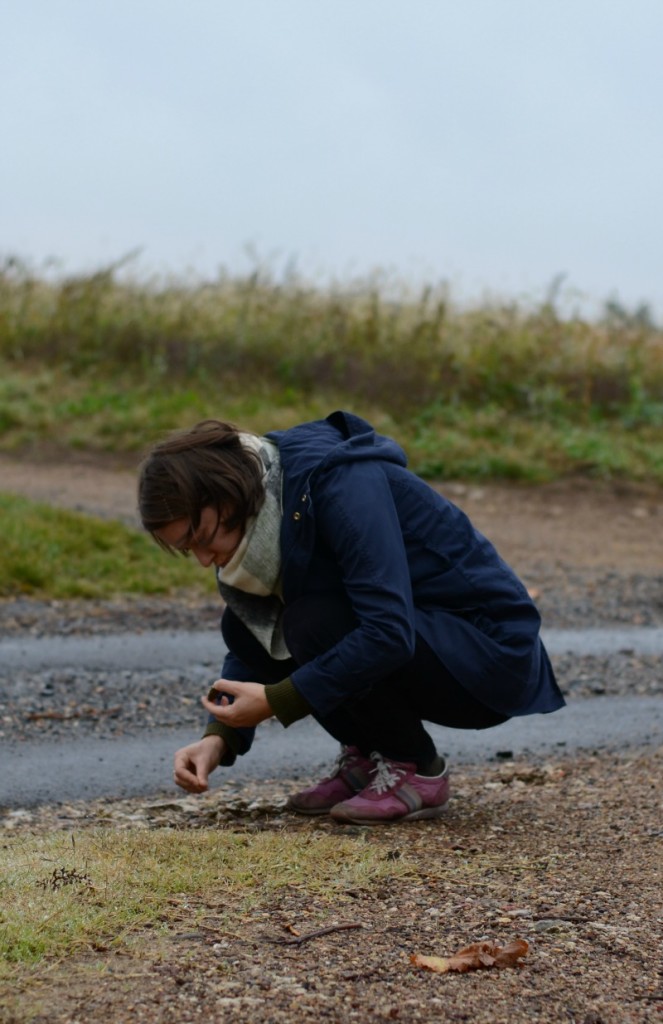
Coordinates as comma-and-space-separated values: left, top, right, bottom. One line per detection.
330, 745, 359, 778
367, 753, 406, 794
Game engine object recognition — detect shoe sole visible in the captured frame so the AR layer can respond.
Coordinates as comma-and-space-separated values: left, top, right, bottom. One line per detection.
331, 801, 450, 825
285, 802, 335, 816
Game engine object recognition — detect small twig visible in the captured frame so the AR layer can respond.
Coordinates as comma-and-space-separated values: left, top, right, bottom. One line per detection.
530, 914, 590, 924
418, 875, 496, 887
341, 966, 381, 982
198, 923, 246, 940
268, 922, 364, 946
27, 706, 121, 722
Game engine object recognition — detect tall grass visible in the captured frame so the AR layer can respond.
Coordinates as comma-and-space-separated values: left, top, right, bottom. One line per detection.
1, 255, 662, 481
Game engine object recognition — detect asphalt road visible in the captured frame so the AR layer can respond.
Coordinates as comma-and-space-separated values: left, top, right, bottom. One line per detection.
1, 627, 662, 808
2, 696, 662, 809
4, 626, 663, 672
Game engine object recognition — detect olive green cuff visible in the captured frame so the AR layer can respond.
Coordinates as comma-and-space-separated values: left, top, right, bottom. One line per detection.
202, 721, 242, 766
265, 677, 312, 727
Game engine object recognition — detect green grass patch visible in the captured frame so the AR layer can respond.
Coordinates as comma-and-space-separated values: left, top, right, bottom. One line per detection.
0, 494, 212, 599
0, 364, 337, 455
0, 827, 402, 967
409, 403, 663, 482
3, 365, 663, 484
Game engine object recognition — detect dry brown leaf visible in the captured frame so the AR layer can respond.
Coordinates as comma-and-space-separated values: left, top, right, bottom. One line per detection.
492, 939, 529, 967
410, 939, 529, 975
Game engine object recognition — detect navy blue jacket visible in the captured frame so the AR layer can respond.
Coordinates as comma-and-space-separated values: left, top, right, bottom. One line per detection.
220, 412, 563, 749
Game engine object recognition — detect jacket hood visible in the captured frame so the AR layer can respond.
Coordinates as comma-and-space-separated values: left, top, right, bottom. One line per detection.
267, 410, 408, 486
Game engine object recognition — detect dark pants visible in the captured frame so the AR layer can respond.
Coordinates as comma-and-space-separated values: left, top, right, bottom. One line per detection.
222, 594, 508, 769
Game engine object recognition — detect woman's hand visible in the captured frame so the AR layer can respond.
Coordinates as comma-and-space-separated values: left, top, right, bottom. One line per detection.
173, 734, 225, 793
201, 679, 272, 728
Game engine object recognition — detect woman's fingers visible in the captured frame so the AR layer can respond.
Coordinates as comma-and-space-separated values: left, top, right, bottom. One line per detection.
173, 738, 223, 793
201, 681, 271, 727
173, 754, 207, 793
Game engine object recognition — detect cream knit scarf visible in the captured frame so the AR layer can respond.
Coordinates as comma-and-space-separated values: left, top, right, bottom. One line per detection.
215, 435, 290, 660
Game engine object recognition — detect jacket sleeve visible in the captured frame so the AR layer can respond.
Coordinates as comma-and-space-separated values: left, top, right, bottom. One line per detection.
288, 461, 418, 717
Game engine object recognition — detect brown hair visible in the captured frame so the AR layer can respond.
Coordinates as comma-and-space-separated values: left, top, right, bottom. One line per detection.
138, 420, 265, 553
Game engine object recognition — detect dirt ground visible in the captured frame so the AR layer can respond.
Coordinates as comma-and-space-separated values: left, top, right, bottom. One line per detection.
2, 751, 662, 1024
1, 454, 662, 1023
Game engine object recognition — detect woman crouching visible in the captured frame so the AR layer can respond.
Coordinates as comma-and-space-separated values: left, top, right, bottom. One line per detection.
138, 411, 564, 825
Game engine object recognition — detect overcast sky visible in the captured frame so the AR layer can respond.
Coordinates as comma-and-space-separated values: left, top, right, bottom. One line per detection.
2, 0, 662, 315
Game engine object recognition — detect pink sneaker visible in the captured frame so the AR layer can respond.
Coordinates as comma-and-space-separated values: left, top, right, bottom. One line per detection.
286, 746, 374, 815
330, 752, 450, 825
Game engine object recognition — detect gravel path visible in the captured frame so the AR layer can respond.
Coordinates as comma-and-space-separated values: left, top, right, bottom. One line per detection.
1, 635, 662, 746
1, 575, 662, 747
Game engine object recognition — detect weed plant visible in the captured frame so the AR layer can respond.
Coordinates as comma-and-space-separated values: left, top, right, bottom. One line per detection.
1, 256, 662, 481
